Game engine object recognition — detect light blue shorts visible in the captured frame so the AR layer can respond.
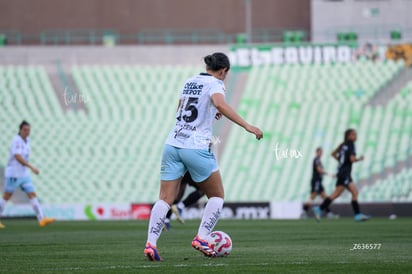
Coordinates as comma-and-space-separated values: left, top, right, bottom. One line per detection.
160, 144, 219, 182
4, 176, 35, 194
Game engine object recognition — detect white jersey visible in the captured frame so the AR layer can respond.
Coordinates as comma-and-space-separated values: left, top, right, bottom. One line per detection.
166, 73, 225, 150
5, 135, 30, 178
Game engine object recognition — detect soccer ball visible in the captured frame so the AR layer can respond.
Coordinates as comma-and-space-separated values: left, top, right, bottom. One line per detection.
207, 231, 232, 257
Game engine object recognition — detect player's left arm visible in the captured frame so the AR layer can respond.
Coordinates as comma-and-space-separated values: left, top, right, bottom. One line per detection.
15, 154, 39, 175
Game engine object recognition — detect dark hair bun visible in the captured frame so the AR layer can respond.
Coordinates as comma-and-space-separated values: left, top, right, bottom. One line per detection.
204, 52, 230, 71
204, 55, 217, 68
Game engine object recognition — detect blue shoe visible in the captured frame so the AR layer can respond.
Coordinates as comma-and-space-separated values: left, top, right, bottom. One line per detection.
144, 243, 162, 261
354, 213, 370, 222
192, 236, 216, 257
312, 206, 322, 222
171, 205, 184, 224
163, 220, 172, 231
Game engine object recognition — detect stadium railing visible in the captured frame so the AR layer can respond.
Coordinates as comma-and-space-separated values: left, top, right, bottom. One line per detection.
0, 28, 309, 45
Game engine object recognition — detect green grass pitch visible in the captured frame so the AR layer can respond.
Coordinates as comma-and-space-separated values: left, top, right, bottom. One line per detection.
0, 218, 411, 273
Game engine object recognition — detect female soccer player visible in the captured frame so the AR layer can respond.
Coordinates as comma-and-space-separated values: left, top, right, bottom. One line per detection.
144, 53, 263, 261
0, 121, 55, 228
313, 129, 369, 222
302, 147, 336, 218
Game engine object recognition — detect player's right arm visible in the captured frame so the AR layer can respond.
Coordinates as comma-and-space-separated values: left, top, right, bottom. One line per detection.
211, 93, 263, 140
15, 154, 39, 175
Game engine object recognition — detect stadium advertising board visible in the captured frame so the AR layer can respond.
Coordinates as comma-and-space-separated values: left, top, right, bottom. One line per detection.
3, 202, 301, 220
84, 204, 131, 220
183, 202, 271, 220
270, 202, 301, 219
3, 204, 83, 220
229, 44, 356, 67
184, 202, 300, 219
3, 204, 132, 220
130, 203, 153, 220
385, 44, 412, 67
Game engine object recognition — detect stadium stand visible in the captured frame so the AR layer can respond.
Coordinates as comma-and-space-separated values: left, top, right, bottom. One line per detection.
219, 60, 410, 202
360, 168, 412, 202
1, 61, 410, 203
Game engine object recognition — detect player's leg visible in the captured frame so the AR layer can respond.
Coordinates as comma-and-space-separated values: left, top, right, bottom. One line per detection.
319, 191, 330, 213
145, 144, 184, 261
192, 170, 224, 257
0, 178, 19, 228
181, 148, 222, 257
313, 185, 344, 222
20, 177, 55, 227
322, 185, 345, 207
0, 192, 12, 215
302, 192, 317, 218
145, 178, 181, 261
321, 191, 338, 219
347, 182, 369, 221
165, 181, 188, 229
170, 179, 188, 224
173, 187, 205, 224
0, 192, 13, 229
182, 189, 204, 208
164, 210, 173, 230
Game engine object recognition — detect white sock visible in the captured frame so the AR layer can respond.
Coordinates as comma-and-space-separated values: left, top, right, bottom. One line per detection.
0, 199, 6, 217
30, 198, 44, 221
197, 197, 224, 239
177, 202, 185, 210
147, 200, 170, 246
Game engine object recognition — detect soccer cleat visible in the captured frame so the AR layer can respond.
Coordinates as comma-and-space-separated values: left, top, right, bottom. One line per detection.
312, 206, 322, 222
38, 217, 56, 227
192, 235, 216, 257
354, 213, 370, 222
0, 222, 5, 229
171, 205, 184, 224
144, 243, 162, 261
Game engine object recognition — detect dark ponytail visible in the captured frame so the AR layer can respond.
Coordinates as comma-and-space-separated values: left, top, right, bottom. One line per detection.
337, 128, 355, 151
204, 52, 230, 72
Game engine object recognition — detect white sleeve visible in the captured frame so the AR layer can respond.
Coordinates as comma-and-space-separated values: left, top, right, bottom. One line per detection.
11, 138, 23, 156
209, 80, 226, 97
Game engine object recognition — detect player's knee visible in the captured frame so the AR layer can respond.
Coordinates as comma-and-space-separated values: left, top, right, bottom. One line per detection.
351, 191, 358, 199
3, 192, 13, 200
27, 192, 37, 199
205, 188, 224, 199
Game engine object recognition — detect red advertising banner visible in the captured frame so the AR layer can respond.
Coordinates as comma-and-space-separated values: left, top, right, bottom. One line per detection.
131, 204, 152, 220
